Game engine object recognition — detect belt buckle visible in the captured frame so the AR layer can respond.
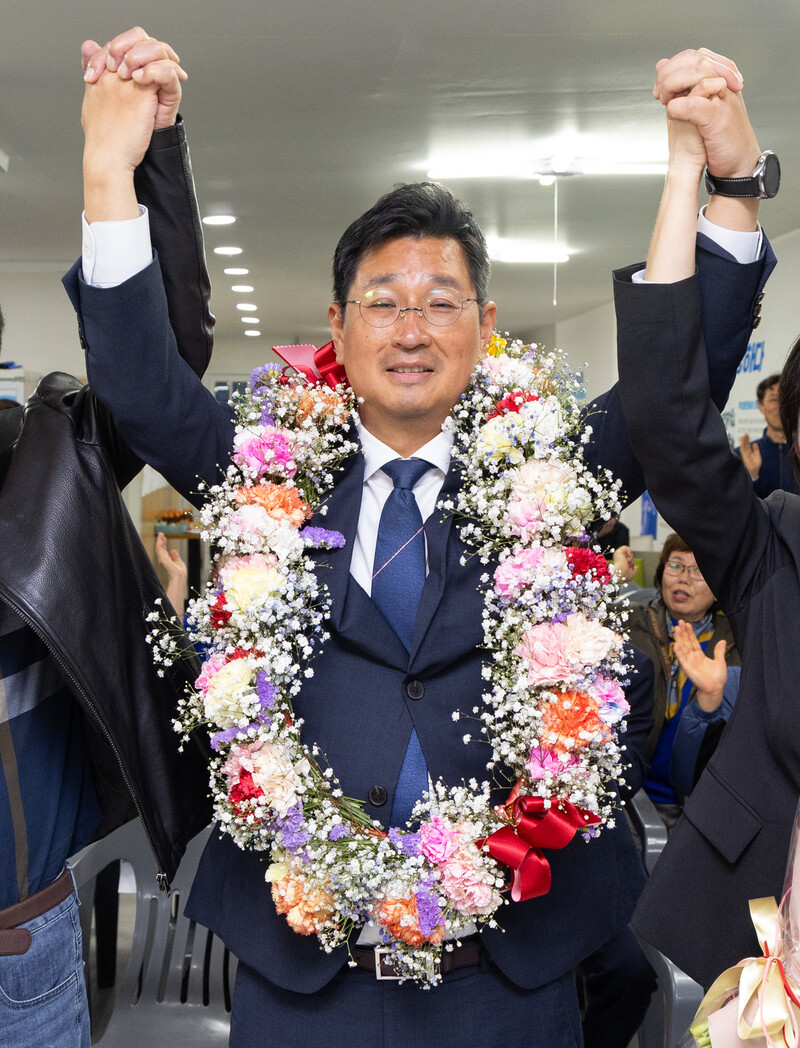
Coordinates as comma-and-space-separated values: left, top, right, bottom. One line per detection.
374, 947, 403, 981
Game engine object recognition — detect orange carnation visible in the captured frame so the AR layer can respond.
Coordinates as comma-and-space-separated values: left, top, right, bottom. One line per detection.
270, 873, 335, 935
376, 897, 445, 947
296, 388, 345, 423
540, 691, 610, 755
234, 482, 311, 526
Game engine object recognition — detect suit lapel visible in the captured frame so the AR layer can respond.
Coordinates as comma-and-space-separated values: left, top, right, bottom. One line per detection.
306, 452, 363, 633
409, 459, 461, 663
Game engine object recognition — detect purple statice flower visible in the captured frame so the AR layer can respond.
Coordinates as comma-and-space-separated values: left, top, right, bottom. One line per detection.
256, 671, 277, 715
209, 725, 253, 750
328, 823, 347, 842
414, 878, 444, 938
249, 363, 282, 390
276, 803, 310, 853
300, 527, 346, 550
388, 828, 421, 858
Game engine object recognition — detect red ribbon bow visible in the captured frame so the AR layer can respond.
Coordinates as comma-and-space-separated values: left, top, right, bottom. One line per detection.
482, 796, 602, 902
271, 341, 348, 389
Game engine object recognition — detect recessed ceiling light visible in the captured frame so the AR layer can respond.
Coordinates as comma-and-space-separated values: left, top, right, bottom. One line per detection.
241, 317, 260, 324
202, 215, 236, 226
214, 246, 243, 256
486, 237, 570, 264
236, 303, 258, 311
224, 267, 249, 275
244, 330, 261, 337
231, 285, 254, 293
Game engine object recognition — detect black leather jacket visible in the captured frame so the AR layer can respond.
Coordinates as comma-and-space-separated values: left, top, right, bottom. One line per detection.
0, 120, 213, 886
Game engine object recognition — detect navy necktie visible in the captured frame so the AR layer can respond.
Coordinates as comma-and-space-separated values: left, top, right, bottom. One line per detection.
371, 458, 430, 825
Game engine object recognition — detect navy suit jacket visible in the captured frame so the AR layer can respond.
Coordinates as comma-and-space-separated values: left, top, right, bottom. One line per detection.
63, 231, 773, 993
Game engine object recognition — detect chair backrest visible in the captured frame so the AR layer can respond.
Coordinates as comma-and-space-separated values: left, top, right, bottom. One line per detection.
70, 819, 236, 1047
627, 790, 704, 1048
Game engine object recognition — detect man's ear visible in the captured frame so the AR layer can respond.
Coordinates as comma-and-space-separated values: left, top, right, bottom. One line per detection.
479, 300, 498, 355
328, 303, 344, 361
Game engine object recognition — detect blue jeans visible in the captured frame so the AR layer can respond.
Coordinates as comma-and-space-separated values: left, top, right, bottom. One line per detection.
0, 873, 90, 1048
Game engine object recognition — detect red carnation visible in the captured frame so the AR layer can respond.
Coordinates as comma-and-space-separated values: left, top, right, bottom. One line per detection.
487, 391, 541, 421
230, 770, 265, 817
565, 547, 611, 584
209, 592, 232, 628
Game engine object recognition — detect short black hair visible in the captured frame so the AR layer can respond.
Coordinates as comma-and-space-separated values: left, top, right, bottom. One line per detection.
757, 373, 781, 403
779, 337, 800, 487
332, 182, 490, 314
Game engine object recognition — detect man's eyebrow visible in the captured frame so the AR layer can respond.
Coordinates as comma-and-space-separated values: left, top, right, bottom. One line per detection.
361, 273, 464, 291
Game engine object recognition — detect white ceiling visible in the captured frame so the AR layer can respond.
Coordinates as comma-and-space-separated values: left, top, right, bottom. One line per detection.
2, 0, 799, 351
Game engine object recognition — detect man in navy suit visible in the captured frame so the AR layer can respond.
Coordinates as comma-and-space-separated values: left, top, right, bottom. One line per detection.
67, 33, 772, 1048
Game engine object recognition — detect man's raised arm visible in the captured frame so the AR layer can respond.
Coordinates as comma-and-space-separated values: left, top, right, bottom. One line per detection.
64, 29, 234, 502
584, 48, 774, 505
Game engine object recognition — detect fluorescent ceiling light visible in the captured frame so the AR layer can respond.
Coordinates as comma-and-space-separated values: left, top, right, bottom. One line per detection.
231, 285, 254, 293
427, 135, 667, 180
236, 303, 258, 311
241, 317, 260, 324
487, 237, 569, 264
244, 330, 261, 337
203, 214, 236, 225
224, 267, 249, 275
214, 246, 243, 256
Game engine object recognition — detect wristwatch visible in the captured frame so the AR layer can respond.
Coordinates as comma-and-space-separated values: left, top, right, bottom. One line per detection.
705, 150, 781, 199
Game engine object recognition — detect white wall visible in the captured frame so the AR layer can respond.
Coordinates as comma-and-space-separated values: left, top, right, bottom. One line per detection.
0, 268, 85, 386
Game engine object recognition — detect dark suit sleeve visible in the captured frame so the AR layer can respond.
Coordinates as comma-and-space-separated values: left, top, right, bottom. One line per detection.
64, 258, 234, 505
134, 117, 214, 380
582, 237, 775, 508
63, 121, 234, 502
613, 268, 773, 612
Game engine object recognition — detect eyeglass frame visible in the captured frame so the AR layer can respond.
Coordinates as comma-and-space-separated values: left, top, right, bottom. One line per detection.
662, 559, 705, 580
342, 290, 480, 328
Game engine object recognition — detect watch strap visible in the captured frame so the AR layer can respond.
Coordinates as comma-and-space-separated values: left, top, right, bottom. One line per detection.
704, 170, 762, 198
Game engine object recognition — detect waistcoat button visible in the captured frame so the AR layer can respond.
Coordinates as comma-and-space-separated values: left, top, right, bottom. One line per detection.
368, 785, 388, 806
406, 680, 424, 701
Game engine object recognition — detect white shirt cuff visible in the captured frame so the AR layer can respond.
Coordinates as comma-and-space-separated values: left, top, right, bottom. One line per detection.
696, 205, 762, 264
632, 209, 763, 284
81, 206, 153, 288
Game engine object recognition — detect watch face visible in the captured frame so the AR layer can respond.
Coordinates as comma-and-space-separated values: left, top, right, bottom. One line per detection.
761, 152, 781, 198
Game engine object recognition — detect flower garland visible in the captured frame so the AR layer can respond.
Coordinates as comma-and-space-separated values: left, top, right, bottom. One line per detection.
148, 336, 630, 986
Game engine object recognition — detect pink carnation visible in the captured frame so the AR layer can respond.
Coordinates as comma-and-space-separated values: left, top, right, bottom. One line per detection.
514, 622, 571, 685
592, 675, 630, 725
494, 546, 567, 598
438, 847, 498, 916
562, 613, 616, 669
507, 498, 546, 541
419, 817, 461, 864
526, 746, 577, 781
494, 547, 545, 598
233, 426, 298, 478
195, 652, 227, 695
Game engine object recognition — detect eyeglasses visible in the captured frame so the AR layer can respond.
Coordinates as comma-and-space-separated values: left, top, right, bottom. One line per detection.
663, 560, 705, 580
344, 287, 478, 328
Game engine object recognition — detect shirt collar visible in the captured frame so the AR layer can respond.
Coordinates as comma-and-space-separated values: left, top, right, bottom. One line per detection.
356, 421, 453, 482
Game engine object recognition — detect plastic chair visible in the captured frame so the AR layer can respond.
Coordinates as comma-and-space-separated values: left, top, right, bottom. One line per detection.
70, 820, 236, 1047
628, 790, 704, 1048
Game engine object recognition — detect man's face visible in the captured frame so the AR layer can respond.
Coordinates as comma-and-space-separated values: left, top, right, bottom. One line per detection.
328, 236, 496, 456
759, 381, 782, 433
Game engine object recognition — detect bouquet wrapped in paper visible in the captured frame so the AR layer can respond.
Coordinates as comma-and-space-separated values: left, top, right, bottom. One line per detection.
682, 801, 800, 1048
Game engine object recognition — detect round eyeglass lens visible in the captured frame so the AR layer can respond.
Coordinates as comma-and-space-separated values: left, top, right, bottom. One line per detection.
357, 287, 466, 327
